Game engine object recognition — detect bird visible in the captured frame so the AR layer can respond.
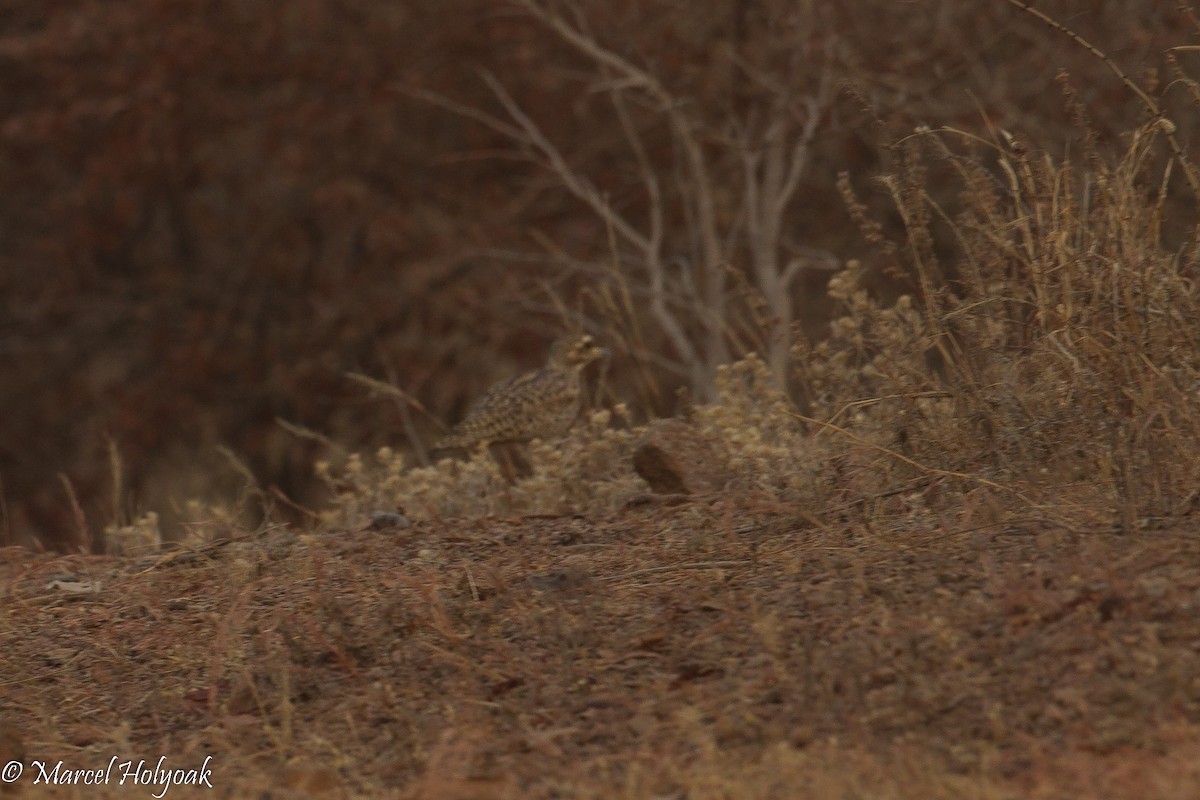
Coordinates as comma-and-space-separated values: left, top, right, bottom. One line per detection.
435, 333, 609, 453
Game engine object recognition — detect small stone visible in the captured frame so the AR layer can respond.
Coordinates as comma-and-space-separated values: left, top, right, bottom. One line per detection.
368, 511, 411, 530
525, 567, 592, 593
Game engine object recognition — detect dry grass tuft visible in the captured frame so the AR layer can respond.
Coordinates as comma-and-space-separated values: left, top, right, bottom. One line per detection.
691, 355, 826, 501
815, 116, 1200, 528
318, 404, 648, 524
323, 357, 838, 524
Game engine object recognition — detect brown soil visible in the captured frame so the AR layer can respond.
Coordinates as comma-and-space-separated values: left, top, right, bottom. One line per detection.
3, 501, 1200, 798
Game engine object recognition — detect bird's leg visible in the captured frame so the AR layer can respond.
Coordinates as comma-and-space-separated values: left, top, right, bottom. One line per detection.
488, 442, 532, 484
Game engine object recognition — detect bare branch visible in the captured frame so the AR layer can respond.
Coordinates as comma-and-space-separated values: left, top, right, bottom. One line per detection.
1004, 0, 1200, 198
608, 87, 698, 368
517, 0, 727, 376
479, 71, 651, 255
398, 85, 528, 144
609, 85, 663, 259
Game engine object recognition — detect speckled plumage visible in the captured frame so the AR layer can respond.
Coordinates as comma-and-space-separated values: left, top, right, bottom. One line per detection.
436, 334, 608, 451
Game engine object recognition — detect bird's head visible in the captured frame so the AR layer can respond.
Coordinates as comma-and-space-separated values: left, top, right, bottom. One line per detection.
549, 333, 610, 370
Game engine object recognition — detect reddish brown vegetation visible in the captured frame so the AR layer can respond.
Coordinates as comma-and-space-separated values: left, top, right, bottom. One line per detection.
3, 0, 1196, 548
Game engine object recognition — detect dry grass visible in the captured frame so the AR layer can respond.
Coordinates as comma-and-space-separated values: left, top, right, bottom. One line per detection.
809, 113, 1200, 531
4, 505, 1200, 798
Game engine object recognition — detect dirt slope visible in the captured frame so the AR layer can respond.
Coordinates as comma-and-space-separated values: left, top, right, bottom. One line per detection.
2, 501, 1200, 798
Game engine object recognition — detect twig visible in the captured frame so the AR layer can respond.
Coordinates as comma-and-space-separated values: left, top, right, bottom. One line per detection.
1004, 0, 1199, 197
787, 409, 1030, 499
59, 473, 91, 553
602, 560, 750, 582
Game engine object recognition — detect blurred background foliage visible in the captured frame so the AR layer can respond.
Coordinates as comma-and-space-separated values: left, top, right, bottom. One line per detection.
1, 0, 1194, 548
